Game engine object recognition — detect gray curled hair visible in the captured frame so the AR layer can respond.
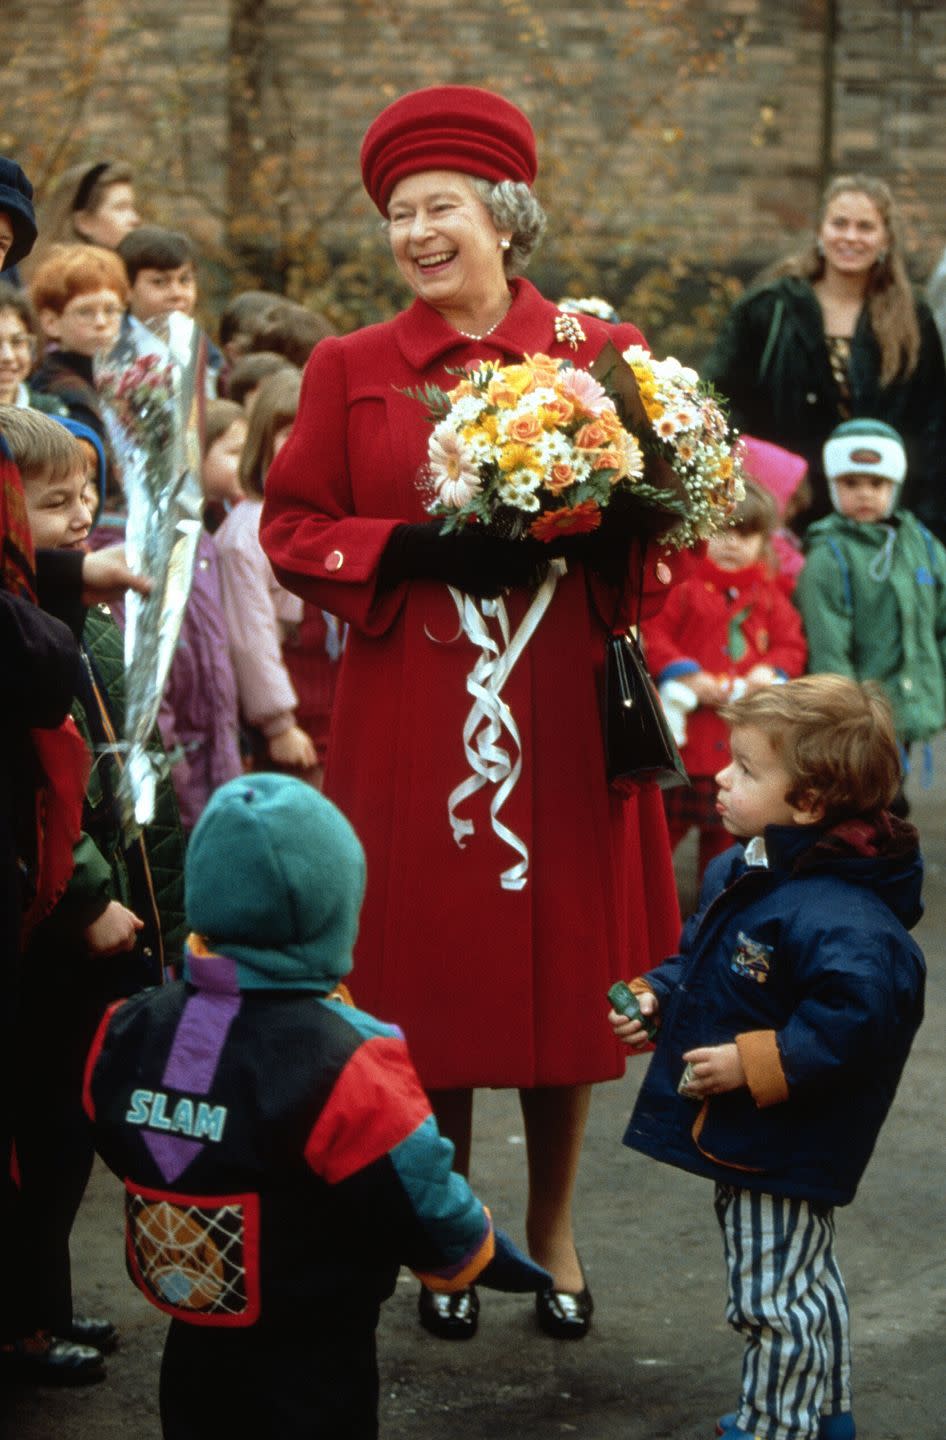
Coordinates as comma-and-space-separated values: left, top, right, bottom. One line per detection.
469, 178, 547, 274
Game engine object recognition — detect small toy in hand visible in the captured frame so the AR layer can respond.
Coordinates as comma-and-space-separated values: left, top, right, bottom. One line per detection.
607, 980, 658, 1042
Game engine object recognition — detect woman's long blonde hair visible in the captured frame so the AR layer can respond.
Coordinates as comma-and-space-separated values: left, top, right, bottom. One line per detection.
774, 175, 921, 386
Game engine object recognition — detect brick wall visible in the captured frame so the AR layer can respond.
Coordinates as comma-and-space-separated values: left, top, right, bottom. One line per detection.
2, 0, 945, 326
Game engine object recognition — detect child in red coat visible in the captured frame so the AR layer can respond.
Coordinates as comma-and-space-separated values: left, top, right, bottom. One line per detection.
642, 481, 807, 879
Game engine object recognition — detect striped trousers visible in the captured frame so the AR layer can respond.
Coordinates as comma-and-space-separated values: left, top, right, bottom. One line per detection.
715, 1185, 852, 1440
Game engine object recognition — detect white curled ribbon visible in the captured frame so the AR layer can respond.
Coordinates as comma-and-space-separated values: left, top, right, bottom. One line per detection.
444, 558, 566, 891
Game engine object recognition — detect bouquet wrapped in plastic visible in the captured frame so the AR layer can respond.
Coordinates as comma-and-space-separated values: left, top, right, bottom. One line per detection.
96, 314, 204, 835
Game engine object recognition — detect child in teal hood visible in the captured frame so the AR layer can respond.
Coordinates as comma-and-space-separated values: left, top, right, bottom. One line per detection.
85, 774, 550, 1439
796, 419, 946, 797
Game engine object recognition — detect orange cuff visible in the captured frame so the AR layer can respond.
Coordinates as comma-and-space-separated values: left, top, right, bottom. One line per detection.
736, 1030, 789, 1108
629, 978, 656, 997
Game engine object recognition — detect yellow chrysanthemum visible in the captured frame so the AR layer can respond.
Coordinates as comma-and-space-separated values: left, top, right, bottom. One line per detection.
500, 364, 537, 396
499, 441, 543, 475
463, 415, 499, 444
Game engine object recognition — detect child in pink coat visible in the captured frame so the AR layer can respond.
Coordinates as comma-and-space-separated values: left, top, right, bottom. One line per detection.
739, 435, 810, 594
642, 481, 807, 879
215, 369, 318, 781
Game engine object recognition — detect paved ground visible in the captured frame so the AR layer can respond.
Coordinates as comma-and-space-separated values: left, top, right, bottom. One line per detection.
5, 756, 945, 1440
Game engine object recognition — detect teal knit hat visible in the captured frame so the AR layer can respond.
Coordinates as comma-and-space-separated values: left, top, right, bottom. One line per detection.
184, 774, 366, 992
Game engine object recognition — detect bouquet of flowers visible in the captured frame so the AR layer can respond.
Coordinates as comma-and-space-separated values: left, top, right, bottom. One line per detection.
407, 344, 741, 892
96, 313, 205, 836
413, 344, 741, 551
618, 343, 744, 548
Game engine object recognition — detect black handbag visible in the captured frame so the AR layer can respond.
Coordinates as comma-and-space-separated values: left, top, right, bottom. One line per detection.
604, 628, 689, 790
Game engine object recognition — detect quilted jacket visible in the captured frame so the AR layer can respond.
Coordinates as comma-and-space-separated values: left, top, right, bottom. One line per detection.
623, 815, 925, 1206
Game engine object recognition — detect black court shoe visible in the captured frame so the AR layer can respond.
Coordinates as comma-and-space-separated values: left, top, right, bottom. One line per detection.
535, 1275, 594, 1339
65, 1315, 118, 1354
417, 1284, 480, 1340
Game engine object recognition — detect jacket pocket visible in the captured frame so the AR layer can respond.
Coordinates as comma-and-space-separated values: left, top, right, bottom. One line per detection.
125, 1179, 261, 1327
691, 1090, 786, 1175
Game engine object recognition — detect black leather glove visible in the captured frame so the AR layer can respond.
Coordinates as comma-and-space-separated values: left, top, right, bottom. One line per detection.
378, 521, 547, 598
545, 495, 647, 587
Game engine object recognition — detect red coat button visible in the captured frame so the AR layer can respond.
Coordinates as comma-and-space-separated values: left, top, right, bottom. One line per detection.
655, 560, 672, 585
325, 549, 344, 572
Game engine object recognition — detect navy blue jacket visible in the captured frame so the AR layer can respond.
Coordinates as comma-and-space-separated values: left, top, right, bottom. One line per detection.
624, 815, 925, 1206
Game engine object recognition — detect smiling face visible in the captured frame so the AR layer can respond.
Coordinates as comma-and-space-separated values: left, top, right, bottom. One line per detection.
74, 181, 141, 249
833, 471, 896, 524
40, 287, 124, 357
715, 724, 819, 839
23, 463, 93, 551
386, 170, 510, 326
817, 189, 888, 281
0, 306, 34, 403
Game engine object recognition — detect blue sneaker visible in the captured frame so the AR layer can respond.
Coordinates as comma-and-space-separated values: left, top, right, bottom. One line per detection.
716, 1412, 855, 1440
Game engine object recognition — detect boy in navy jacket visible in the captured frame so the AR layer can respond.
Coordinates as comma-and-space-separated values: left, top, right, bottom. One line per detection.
84, 773, 548, 1439
609, 675, 924, 1440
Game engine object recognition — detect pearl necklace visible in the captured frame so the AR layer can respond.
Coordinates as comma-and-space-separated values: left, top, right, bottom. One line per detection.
455, 316, 505, 341
454, 295, 513, 342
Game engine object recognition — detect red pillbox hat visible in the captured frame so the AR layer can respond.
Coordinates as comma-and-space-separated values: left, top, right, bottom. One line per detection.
360, 84, 538, 214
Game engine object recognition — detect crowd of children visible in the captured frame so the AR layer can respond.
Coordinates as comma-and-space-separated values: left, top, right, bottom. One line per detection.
0, 150, 936, 1440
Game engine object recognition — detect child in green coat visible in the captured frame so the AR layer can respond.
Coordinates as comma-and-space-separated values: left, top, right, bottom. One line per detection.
796, 418, 946, 807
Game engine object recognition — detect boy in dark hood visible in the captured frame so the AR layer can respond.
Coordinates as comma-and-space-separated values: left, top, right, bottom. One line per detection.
84, 773, 549, 1438
609, 675, 925, 1440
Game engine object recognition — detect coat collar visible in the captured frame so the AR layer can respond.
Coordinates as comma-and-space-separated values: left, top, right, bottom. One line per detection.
697, 554, 770, 592
392, 277, 558, 370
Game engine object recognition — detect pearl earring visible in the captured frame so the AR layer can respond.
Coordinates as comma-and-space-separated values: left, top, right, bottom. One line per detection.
500, 237, 511, 251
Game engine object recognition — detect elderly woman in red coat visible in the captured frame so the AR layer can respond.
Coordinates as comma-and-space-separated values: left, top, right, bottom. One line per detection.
260, 85, 682, 1342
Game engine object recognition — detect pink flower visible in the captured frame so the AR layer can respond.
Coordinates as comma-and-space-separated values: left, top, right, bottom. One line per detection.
557, 367, 610, 417
428, 422, 482, 509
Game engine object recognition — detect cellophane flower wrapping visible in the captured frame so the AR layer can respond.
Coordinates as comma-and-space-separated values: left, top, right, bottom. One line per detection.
96, 313, 204, 836
410, 344, 743, 551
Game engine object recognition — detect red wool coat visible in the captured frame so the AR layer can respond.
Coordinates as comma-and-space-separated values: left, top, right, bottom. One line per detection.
260, 278, 683, 1089
641, 554, 807, 777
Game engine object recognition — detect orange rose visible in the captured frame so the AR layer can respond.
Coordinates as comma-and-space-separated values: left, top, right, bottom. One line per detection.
525, 353, 560, 387
540, 395, 575, 426
597, 407, 624, 440
506, 413, 544, 444
487, 379, 521, 409
545, 462, 576, 494
574, 421, 611, 451
592, 450, 625, 477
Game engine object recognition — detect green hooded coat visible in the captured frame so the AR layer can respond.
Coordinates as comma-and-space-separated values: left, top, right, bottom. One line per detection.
796, 509, 946, 743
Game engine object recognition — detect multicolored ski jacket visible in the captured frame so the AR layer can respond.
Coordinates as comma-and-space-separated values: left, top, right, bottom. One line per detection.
83, 945, 495, 1328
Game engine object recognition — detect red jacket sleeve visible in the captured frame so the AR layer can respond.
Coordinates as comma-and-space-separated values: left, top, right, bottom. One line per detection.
260, 337, 407, 637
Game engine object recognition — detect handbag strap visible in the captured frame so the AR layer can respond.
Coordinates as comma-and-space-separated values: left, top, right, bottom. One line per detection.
609, 535, 648, 637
